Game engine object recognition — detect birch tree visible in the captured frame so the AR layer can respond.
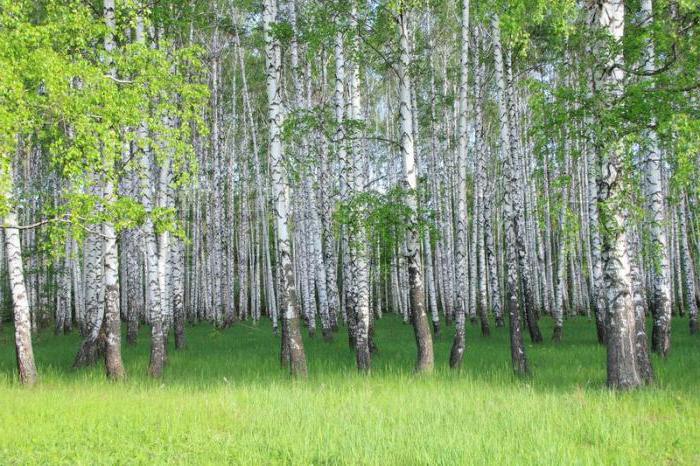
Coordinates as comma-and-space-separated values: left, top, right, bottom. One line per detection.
449, 0, 470, 370
102, 0, 125, 381
593, 0, 652, 389
492, 13, 529, 376
397, 4, 434, 373
264, 0, 307, 377
640, 0, 672, 357
3, 211, 37, 386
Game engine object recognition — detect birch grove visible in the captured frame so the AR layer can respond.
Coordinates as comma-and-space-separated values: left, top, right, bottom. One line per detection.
1, 0, 699, 390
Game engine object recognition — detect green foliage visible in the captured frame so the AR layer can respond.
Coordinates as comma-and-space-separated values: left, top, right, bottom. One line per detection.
334, 186, 412, 251
270, 20, 294, 45
491, 0, 578, 56
0, 0, 207, 250
300, 0, 342, 53
386, 0, 423, 14
665, 113, 700, 199
526, 0, 699, 259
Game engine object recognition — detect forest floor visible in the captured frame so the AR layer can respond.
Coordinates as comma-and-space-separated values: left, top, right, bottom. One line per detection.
0, 315, 698, 465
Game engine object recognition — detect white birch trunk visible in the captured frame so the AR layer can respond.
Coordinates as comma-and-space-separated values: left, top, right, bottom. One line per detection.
264, 0, 307, 376
640, 0, 672, 356
595, 0, 650, 389
398, 9, 434, 373
4, 211, 38, 385
450, 0, 470, 368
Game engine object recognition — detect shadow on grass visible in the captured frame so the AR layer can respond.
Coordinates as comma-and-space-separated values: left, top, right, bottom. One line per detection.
0, 314, 697, 394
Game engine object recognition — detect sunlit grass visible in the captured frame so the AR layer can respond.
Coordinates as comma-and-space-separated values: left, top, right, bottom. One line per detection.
0, 315, 698, 464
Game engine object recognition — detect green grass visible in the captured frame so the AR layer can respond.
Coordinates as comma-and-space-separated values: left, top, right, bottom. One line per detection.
0, 315, 698, 465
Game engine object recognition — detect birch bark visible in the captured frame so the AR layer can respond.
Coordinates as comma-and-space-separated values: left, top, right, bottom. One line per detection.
4, 211, 37, 385
450, 0, 470, 369
398, 8, 434, 373
264, 0, 307, 377
594, 0, 650, 389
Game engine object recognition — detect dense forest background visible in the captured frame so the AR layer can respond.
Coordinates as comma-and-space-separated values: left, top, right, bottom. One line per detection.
0, 0, 699, 391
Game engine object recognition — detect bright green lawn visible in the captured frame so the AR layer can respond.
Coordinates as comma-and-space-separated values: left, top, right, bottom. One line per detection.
0, 315, 698, 465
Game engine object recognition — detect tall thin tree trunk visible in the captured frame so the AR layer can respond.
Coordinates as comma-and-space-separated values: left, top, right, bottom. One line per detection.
398, 9, 434, 373
640, 0, 672, 357
493, 14, 529, 375
679, 195, 698, 334
4, 212, 38, 386
264, 0, 307, 377
450, 0, 470, 369
74, 182, 105, 368
102, 0, 125, 381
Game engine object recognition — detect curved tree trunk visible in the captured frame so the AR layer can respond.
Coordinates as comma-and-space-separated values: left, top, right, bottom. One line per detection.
398, 9, 434, 373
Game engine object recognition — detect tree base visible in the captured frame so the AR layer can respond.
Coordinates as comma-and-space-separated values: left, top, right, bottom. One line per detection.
432, 321, 441, 338
480, 319, 490, 337
449, 333, 465, 369
175, 329, 187, 350
552, 325, 562, 343
322, 327, 334, 343
73, 338, 101, 368
127, 320, 139, 346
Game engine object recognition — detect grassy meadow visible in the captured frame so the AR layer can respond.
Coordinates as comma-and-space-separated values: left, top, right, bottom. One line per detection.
0, 315, 698, 465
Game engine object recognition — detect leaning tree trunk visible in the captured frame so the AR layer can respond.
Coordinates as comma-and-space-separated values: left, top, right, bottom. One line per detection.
506, 52, 542, 344
234, 24, 278, 331
398, 9, 434, 373
425, 22, 443, 337
334, 28, 358, 349
131, 10, 166, 378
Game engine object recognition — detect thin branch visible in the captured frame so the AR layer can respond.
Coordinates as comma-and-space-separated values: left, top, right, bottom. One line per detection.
104, 75, 134, 84
0, 218, 57, 230
1, 215, 116, 240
